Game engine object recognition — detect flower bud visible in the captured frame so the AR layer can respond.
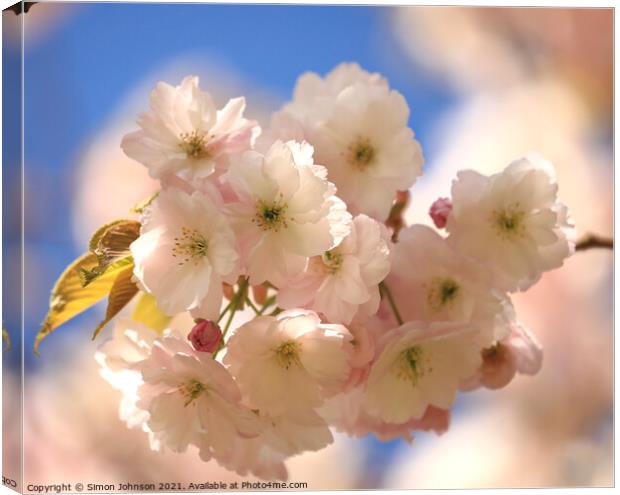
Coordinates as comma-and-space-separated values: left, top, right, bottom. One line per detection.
188, 319, 222, 353
252, 284, 268, 305
429, 197, 452, 228
222, 282, 234, 301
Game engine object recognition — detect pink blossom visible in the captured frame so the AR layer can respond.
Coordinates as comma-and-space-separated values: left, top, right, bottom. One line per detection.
223, 140, 351, 286
223, 309, 352, 415
429, 197, 452, 228
121, 76, 259, 183
461, 321, 543, 391
277, 214, 391, 325
187, 320, 222, 353
342, 323, 377, 391
321, 388, 449, 443
446, 154, 575, 291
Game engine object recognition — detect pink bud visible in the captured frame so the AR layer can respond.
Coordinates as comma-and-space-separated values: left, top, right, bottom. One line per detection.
252, 284, 268, 305
429, 197, 453, 228
188, 320, 222, 353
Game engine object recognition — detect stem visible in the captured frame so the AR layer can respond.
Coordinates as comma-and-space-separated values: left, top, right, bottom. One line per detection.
575, 233, 613, 251
216, 299, 233, 324
214, 277, 249, 358
221, 306, 236, 335
379, 282, 404, 326
257, 295, 277, 315
245, 297, 260, 315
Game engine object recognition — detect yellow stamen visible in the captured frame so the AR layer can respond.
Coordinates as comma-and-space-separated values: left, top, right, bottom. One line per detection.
253, 196, 289, 232
346, 137, 376, 170
179, 130, 209, 159
179, 379, 207, 407
172, 227, 208, 266
274, 340, 302, 369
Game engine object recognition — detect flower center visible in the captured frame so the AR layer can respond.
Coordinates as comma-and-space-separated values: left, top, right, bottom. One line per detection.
426, 277, 460, 313
491, 205, 526, 240
321, 250, 344, 274
253, 197, 289, 232
395, 346, 428, 385
172, 227, 209, 266
179, 130, 209, 159
274, 340, 302, 370
347, 137, 376, 170
179, 379, 207, 407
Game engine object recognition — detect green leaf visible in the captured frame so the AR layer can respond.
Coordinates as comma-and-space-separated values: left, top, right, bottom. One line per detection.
132, 292, 171, 333
2, 327, 10, 353
92, 265, 139, 339
81, 219, 141, 287
35, 254, 133, 354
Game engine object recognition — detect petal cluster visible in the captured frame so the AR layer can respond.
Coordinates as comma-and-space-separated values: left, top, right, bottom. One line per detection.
130, 188, 238, 319
224, 310, 352, 414
266, 63, 424, 219
122, 76, 257, 182
277, 214, 391, 324
446, 153, 575, 291
224, 140, 351, 285
96, 63, 577, 480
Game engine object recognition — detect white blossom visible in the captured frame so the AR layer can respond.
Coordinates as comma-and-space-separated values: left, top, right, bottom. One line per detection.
277, 214, 391, 324
223, 140, 351, 285
130, 188, 239, 318
386, 224, 511, 346
320, 387, 449, 442
446, 153, 575, 291
363, 322, 482, 424
207, 408, 332, 481
95, 319, 158, 433
269, 63, 424, 220
122, 76, 257, 182
282, 62, 388, 127
224, 310, 352, 415
136, 334, 262, 457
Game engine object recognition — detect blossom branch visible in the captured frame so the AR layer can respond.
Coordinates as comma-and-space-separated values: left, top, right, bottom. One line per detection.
575, 233, 613, 252
89, 63, 585, 480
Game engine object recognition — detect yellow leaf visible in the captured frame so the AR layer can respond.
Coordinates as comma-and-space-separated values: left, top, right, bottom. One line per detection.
34, 254, 133, 354
131, 191, 160, 214
81, 220, 141, 287
94, 219, 141, 262
88, 219, 128, 252
92, 266, 139, 339
2, 327, 10, 353
132, 292, 171, 334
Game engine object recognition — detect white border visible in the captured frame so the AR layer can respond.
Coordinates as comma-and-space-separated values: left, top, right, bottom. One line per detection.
0, 2, 615, 495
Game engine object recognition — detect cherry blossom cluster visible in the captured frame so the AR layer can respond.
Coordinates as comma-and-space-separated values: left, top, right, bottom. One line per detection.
97, 64, 575, 480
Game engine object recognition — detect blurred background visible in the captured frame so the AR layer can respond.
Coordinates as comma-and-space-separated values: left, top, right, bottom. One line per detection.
2, 3, 613, 490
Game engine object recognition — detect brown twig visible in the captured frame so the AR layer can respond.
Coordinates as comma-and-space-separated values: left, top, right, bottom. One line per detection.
575, 233, 613, 252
